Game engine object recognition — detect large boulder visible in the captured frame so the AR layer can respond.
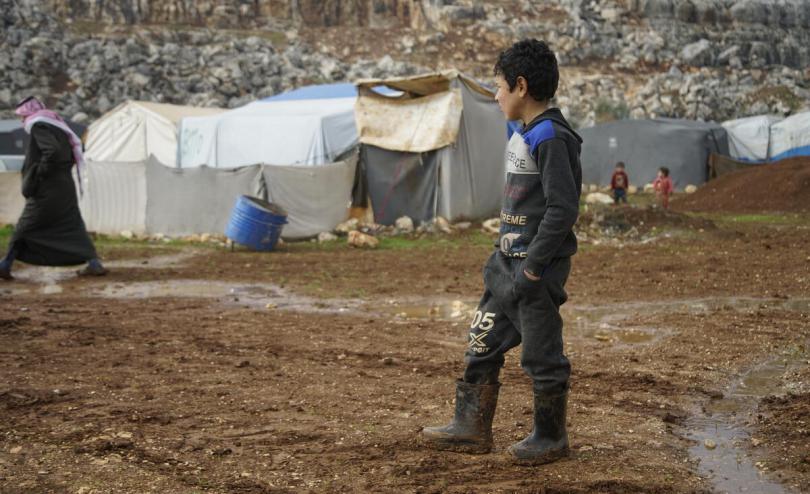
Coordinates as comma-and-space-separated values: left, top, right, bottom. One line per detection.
680, 39, 714, 66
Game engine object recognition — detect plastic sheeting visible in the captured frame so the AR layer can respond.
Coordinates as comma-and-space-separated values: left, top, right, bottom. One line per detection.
770, 112, 810, 160
79, 161, 148, 235
144, 156, 356, 238
85, 101, 223, 167
260, 158, 357, 238
144, 157, 262, 236
179, 96, 358, 168
579, 119, 729, 189
722, 115, 783, 162
0, 172, 25, 224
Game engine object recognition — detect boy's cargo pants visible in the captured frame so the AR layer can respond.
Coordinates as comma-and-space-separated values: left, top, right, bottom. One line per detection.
463, 252, 571, 395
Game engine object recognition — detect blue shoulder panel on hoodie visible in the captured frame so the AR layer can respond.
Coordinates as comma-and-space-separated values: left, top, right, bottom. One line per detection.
520, 119, 556, 159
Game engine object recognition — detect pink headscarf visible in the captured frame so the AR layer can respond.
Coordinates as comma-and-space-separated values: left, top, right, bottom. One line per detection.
15, 97, 85, 194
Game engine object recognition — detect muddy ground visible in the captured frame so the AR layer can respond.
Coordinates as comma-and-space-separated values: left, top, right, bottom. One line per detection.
1, 210, 809, 493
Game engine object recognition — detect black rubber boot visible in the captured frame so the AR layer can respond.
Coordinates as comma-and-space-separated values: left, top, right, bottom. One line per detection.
508, 391, 569, 464
76, 259, 108, 277
421, 380, 500, 454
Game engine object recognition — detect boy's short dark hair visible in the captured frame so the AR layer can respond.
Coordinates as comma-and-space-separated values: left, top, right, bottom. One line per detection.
659, 167, 670, 177
616, 162, 625, 168
494, 39, 559, 102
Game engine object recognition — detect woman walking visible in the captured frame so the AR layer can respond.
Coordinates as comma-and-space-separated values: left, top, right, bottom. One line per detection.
0, 97, 106, 280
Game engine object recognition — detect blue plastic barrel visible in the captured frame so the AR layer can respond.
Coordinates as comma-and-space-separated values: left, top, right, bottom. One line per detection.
225, 195, 288, 251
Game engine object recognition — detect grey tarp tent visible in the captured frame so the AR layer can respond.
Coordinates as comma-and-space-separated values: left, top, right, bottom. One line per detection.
143, 156, 357, 238
0, 156, 357, 240
355, 71, 507, 225
578, 119, 729, 189
0, 119, 87, 156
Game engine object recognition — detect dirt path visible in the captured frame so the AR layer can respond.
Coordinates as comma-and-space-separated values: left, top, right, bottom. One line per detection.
1, 220, 809, 493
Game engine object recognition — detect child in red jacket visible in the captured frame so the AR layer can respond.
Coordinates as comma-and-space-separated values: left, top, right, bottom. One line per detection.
653, 167, 673, 209
610, 161, 629, 204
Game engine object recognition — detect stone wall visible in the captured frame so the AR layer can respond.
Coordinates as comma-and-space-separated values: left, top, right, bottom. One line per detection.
1, 0, 808, 125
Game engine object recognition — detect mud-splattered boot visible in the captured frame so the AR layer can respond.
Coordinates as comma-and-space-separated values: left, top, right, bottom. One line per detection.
508, 391, 569, 465
421, 380, 500, 454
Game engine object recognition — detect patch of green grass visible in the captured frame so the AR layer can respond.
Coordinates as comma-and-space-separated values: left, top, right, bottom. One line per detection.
688, 212, 810, 226
379, 231, 493, 250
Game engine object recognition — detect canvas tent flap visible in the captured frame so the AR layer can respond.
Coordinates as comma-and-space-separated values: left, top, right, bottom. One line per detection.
722, 115, 782, 162
79, 160, 148, 235
355, 89, 463, 153
362, 146, 439, 225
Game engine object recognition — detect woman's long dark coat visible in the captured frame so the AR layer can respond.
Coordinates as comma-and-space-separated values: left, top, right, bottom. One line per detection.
10, 122, 97, 266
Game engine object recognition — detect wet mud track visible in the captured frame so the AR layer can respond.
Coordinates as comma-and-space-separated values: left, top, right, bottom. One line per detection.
1, 225, 809, 493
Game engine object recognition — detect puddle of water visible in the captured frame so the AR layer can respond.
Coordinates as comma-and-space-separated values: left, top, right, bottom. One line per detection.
0, 286, 32, 297
93, 280, 360, 315
685, 352, 809, 494
40, 285, 63, 295
381, 300, 476, 321
97, 280, 267, 299
4, 252, 198, 297
377, 299, 660, 345
13, 266, 76, 286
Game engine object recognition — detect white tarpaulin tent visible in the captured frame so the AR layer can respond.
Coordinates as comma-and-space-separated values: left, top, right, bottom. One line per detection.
722, 115, 783, 162
178, 83, 363, 168
769, 111, 810, 161
85, 101, 224, 167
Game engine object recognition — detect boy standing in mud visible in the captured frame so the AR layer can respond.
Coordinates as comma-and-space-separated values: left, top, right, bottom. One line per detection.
422, 39, 582, 464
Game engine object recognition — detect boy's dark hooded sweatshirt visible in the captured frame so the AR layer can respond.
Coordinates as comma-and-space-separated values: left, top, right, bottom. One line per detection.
497, 108, 582, 276
463, 108, 583, 391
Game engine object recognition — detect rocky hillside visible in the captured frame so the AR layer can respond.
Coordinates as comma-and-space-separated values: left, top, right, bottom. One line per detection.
1, 0, 808, 127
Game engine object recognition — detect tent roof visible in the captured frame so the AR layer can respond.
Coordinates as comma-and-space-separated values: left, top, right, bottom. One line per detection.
178, 91, 358, 168
262, 83, 358, 101
91, 100, 224, 131
229, 96, 356, 116
722, 114, 783, 128
129, 101, 225, 124
356, 70, 494, 98
261, 82, 400, 102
